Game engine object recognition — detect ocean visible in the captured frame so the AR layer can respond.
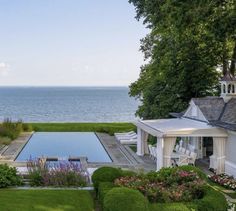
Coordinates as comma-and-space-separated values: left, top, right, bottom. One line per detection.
0, 87, 139, 122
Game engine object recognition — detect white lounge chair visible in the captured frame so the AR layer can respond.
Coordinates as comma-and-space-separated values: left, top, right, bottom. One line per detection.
114, 131, 136, 136
115, 133, 137, 140
119, 138, 137, 145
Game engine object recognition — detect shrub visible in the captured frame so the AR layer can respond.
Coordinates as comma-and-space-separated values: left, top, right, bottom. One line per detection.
92, 167, 122, 191
22, 123, 33, 132
177, 165, 207, 180
27, 159, 89, 187
0, 136, 12, 145
121, 169, 137, 177
208, 173, 236, 190
0, 164, 22, 188
103, 187, 149, 211
149, 202, 191, 211
0, 118, 23, 140
195, 186, 227, 211
115, 167, 205, 203
98, 182, 115, 207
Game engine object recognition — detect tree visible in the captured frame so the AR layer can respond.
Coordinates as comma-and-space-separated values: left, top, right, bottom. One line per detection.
129, 0, 236, 119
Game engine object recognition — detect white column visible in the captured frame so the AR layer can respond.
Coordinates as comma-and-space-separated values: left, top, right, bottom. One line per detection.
143, 132, 149, 154
212, 137, 226, 174
156, 137, 164, 171
136, 128, 142, 156
136, 128, 149, 156
163, 137, 176, 167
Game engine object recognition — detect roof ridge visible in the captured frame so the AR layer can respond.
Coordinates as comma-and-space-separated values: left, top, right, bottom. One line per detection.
218, 102, 228, 121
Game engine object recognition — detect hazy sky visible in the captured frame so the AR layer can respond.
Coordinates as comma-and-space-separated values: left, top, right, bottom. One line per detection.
0, 0, 147, 86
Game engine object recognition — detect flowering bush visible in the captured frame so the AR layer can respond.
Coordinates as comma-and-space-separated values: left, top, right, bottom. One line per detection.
208, 173, 236, 190
114, 168, 205, 203
27, 158, 89, 187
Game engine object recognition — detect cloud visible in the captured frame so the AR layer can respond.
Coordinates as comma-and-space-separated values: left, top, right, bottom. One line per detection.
0, 62, 10, 76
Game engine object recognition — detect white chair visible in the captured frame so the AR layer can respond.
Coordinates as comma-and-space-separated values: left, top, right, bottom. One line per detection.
151, 146, 157, 160
180, 147, 186, 154
148, 145, 153, 159
185, 149, 190, 156
176, 155, 189, 166
175, 144, 180, 151
189, 152, 197, 165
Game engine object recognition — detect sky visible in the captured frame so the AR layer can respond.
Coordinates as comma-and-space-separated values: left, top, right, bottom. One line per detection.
0, 0, 148, 86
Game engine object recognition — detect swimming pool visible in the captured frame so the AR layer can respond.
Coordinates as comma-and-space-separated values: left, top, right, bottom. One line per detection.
16, 132, 112, 163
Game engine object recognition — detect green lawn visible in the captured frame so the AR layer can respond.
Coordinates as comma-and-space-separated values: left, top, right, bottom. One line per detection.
30, 122, 136, 135
0, 189, 94, 211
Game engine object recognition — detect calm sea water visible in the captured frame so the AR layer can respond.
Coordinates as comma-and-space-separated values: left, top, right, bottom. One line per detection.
0, 87, 139, 122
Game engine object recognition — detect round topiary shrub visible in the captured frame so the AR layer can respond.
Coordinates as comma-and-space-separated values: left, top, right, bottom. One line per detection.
92, 167, 122, 190
103, 187, 149, 211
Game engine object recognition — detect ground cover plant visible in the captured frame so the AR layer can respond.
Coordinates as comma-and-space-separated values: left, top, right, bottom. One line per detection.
0, 164, 22, 188
30, 122, 136, 135
27, 158, 89, 187
209, 173, 236, 190
0, 189, 94, 211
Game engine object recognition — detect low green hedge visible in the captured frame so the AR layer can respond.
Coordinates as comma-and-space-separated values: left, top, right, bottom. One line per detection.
92, 167, 122, 191
98, 182, 115, 208
194, 186, 227, 211
103, 187, 149, 211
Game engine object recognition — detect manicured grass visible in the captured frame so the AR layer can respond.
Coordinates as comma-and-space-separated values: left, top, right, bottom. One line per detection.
30, 122, 136, 135
0, 189, 94, 211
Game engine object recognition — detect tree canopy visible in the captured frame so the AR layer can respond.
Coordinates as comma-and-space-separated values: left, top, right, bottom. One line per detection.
129, 0, 236, 119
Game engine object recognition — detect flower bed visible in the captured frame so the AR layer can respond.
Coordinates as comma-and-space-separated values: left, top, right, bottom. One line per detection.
114, 168, 205, 203
208, 173, 236, 190
27, 158, 89, 187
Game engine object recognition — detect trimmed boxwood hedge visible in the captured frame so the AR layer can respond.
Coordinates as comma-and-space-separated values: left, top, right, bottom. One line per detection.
103, 187, 149, 211
92, 167, 122, 191
194, 186, 227, 211
98, 182, 115, 207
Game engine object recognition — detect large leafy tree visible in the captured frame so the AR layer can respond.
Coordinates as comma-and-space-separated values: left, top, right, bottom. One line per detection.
129, 0, 236, 119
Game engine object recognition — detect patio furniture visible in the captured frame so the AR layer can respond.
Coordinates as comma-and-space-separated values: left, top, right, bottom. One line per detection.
148, 145, 154, 159
114, 131, 136, 136
189, 152, 197, 165
175, 144, 180, 151
151, 146, 157, 160
119, 138, 137, 145
115, 133, 137, 141
175, 155, 190, 166
185, 149, 190, 156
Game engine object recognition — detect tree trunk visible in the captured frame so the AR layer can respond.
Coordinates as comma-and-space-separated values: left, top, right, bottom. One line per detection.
222, 40, 228, 75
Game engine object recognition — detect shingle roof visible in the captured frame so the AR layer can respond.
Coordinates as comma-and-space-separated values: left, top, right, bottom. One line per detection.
220, 98, 236, 124
192, 97, 225, 121
170, 96, 236, 131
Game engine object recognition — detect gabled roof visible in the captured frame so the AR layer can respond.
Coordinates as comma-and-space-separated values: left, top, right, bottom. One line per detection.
170, 97, 236, 131
191, 97, 225, 121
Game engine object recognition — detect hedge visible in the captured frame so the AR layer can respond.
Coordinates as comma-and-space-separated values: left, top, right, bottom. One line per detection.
98, 182, 115, 208
91, 167, 122, 191
194, 186, 227, 211
103, 187, 149, 211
